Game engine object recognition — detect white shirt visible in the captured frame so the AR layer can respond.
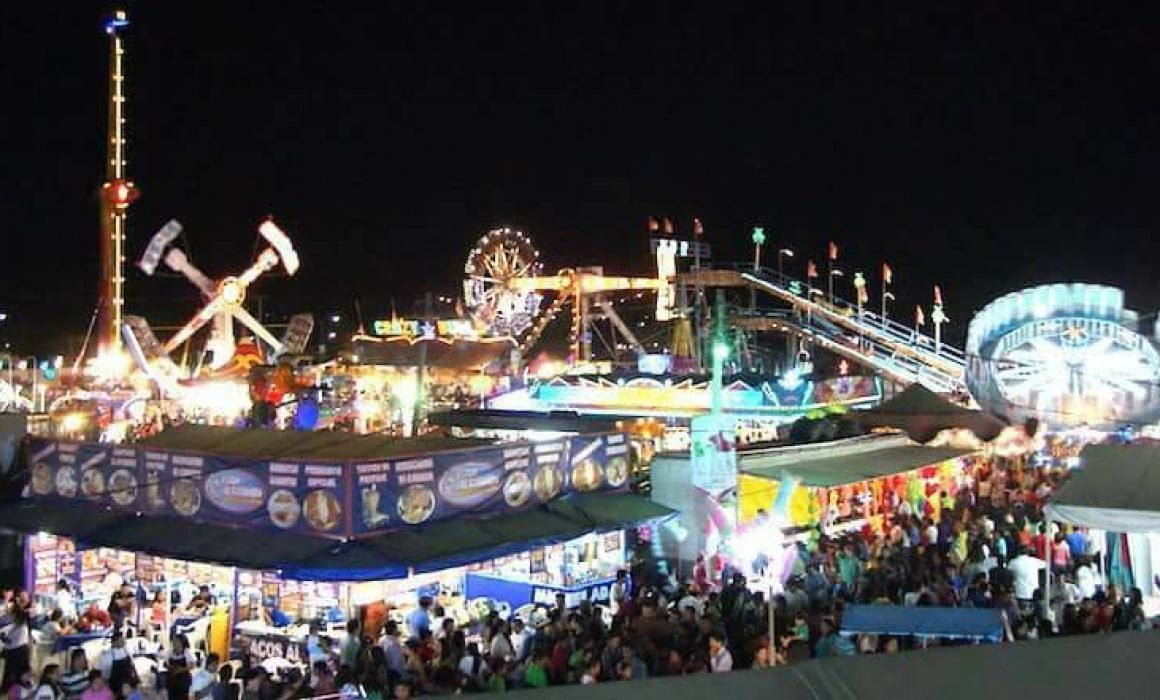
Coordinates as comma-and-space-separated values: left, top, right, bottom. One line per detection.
1008, 554, 1047, 600
1075, 564, 1098, 599
489, 633, 514, 661
2, 620, 29, 649
610, 581, 628, 615
710, 647, 733, 673
457, 655, 489, 679
510, 628, 533, 662
190, 667, 217, 698
924, 525, 938, 545
55, 590, 76, 619
677, 595, 703, 619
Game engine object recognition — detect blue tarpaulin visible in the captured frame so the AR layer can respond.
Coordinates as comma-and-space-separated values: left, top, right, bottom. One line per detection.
839, 604, 1004, 642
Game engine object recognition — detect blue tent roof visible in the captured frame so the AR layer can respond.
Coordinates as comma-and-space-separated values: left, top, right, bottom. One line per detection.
839, 604, 1004, 642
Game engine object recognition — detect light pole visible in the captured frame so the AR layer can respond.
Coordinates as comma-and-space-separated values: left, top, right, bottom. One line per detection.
777, 248, 794, 279
751, 227, 766, 271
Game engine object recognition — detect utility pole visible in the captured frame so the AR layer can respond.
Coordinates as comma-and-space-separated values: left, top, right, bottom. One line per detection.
411, 292, 432, 436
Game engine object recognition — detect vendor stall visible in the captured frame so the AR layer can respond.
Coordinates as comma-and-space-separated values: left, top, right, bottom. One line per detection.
4, 425, 672, 676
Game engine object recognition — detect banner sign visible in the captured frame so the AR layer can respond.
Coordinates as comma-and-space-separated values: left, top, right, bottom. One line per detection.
690, 414, 738, 497
23, 432, 626, 538
350, 433, 628, 534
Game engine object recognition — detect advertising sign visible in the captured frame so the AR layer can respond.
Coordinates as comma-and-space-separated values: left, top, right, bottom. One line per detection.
690, 414, 737, 497
25, 432, 625, 538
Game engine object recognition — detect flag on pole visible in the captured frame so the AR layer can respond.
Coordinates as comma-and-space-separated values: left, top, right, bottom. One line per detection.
693, 218, 704, 237
934, 285, 943, 306
915, 305, 925, 326
857, 285, 869, 305
807, 260, 818, 279
882, 262, 893, 285
662, 217, 674, 235
828, 241, 839, 261
647, 216, 659, 232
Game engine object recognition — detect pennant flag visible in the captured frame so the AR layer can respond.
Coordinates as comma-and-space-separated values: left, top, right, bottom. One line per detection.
857, 285, 869, 305
915, 305, 925, 326
647, 216, 659, 232
882, 262, 893, 285
828, 241, 839, 261
807, 260, 818, 278
693, 218, 704, 237
934, 285, 944, 306
663, 217, 674, 234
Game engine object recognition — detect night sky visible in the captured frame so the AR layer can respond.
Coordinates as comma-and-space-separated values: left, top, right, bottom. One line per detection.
3, 5, 1158, 355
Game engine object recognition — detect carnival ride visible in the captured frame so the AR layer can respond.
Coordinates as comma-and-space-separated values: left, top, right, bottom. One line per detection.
966, 283, 1160, 429
124, 218, 315, 382
463, 228, 662, 362
677, 266, 968, 394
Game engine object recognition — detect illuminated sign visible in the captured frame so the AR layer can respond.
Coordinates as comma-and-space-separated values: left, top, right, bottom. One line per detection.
371, 318, 480, 340
967, 283, 1160, 429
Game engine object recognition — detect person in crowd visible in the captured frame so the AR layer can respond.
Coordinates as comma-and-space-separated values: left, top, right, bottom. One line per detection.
59, 650, 90, 700
1, 603, 32, 692
190, 653, 219, 700
33, 665, 61, 700
707, 631, 732, 673
78, 672, 111, 700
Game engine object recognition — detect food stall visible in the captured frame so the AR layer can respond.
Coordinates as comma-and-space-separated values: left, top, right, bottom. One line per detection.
463, 530, 625, 610
9, 426, 669, 676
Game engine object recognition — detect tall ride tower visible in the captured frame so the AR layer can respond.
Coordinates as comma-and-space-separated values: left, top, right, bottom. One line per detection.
97, 9, 137, 355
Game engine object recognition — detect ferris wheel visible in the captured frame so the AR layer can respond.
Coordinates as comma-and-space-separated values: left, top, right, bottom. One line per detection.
463, 228, 543, 336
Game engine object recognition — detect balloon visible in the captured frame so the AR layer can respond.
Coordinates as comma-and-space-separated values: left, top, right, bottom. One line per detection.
294, 396, 320, 431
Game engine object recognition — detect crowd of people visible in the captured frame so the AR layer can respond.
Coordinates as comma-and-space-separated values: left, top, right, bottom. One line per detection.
1, 448, 1154, 697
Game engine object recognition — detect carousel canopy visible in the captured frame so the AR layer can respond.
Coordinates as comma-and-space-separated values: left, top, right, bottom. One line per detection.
741, 443, 971, 488
855, 384, 1007, 442
525, 628, 1160, 700
1046, 444, 1160, 532
0, 492, 673, 581
137, 425, 495, 460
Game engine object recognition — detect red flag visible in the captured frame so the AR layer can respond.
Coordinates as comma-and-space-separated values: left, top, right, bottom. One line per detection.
882, 263, 893, 285
662, 217, 674, 235
934, 285, 943, 306
647, 216, 659, 232
807, 260, 818, 279
915, 305, 925, 326
828, 241, 839, 261
693, 218, 704, 237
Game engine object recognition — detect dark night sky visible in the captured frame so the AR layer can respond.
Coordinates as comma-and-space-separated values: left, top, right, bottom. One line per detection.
3, 5, 1158, 354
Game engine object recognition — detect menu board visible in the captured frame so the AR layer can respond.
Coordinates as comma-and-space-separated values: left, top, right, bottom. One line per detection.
25, 432, 628, 538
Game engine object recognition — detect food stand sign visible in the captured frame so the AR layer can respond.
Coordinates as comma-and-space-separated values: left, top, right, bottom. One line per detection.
23, 432, 628, 538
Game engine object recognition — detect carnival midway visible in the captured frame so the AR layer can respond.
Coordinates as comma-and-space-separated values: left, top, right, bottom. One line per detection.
2, 9, 1160, 700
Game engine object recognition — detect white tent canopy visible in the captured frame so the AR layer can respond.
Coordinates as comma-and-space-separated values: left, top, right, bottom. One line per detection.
1045, 444, 1160, 533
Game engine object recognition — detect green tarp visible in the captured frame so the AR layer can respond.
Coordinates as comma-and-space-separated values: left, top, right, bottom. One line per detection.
523, 629, 1160, 700
742, 445, 971, 487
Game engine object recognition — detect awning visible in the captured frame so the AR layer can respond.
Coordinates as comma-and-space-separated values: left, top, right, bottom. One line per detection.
855, 384, 1007, 442
741, 444, 971, 487
1046, 444, 1160, 532
839, 604, 1004, 642
427, 409, 622, 433
0, 492, 673, 581
137, 425, 495, 461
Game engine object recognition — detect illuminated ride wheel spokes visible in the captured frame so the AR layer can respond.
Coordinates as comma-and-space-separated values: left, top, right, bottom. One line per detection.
992, 317, 1160, 424
463, 228, 543, 336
